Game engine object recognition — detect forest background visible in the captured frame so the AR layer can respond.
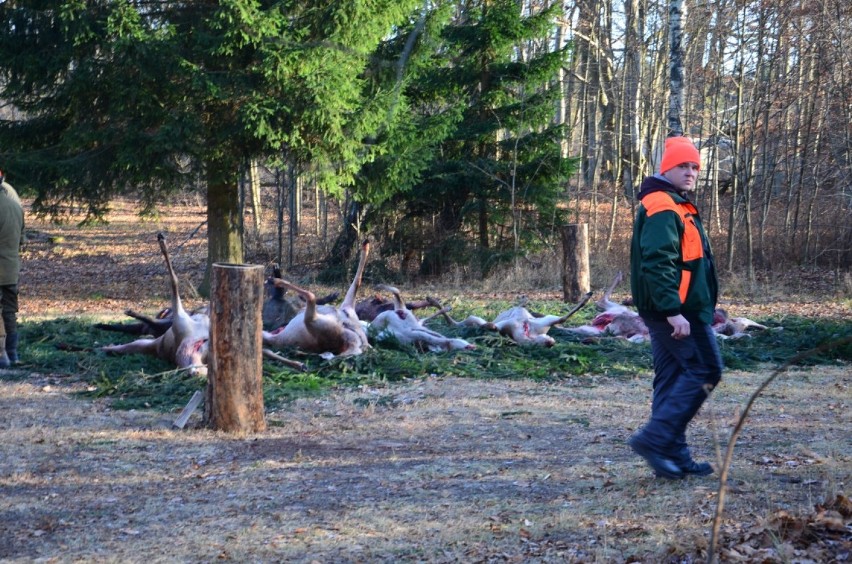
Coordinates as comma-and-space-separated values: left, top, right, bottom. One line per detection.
1, 3, 851, 562
1, 0, 849, 296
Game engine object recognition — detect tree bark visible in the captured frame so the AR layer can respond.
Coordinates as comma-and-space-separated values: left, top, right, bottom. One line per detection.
205, 263, 266, 434
327, 195, 365, 270
560, 224, 590, 303
200, 161, 244, 297
248, 159, 262, 235
668, 0, 686, 136
288, 160, 299, 269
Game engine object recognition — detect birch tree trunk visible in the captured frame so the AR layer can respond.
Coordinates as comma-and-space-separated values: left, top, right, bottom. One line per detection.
668, 0, 686, 136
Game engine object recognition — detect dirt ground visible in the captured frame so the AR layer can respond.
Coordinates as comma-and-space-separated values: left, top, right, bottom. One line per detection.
1, 199, 850, 562
1, 367, 850, 563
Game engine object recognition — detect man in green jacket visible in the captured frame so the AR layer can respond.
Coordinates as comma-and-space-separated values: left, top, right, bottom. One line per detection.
627, 137, 722, 480
0, 170, 25, 368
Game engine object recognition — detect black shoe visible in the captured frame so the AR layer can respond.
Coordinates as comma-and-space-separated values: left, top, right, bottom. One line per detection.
5, 332, 18, 365
628, 434, 685, 480
679, 460, 713, 476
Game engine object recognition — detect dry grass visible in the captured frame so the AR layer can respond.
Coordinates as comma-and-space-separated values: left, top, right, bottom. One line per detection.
5, 196, 850, 562
1, 367, 849, 562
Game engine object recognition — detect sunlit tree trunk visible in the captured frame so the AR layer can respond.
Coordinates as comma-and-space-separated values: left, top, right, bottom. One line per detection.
201, 160, 244, 297
667, 0, 686, 136
248, 159, 262, 235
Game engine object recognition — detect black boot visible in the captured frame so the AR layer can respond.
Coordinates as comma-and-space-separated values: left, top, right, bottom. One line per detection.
5, 332, 18, 365
668, 437, 713, 476
628, 432, 685, 480
0, 335, 9, 368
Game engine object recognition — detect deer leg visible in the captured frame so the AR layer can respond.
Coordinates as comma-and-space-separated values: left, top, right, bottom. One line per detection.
272, 279, 317, 322
124, 309, 174, 337
263, 349, 306, 371
374, 284, 404, 310
596, 271, 623, 310
526, 291, 594, 332
405, 298, 434, 311
102, 338, 160, 356
94, 320, 149, 336
433, 308, 462, 327
157, 233, 194, 341
419, 306, 453, 324
341, 240, 370, 313
555, 291, 594, 325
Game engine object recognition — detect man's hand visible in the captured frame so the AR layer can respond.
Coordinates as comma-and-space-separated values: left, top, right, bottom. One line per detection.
666, 314, 690, 339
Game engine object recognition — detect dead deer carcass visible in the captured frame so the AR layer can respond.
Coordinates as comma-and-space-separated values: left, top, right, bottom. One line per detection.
565, 272, 769, 343
262, 264, 339, 330
438, 293, 592, 347
356, 293, 440, 323
369, 286, 474, 352
712, 308, 769, 339
564, 272, 650, 343
262, 241, 371, 359
101, 234, 209, 375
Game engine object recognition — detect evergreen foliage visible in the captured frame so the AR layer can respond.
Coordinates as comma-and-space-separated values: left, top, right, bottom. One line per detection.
357, 0, 578, 277
0, 0, 420, 258
9, 313, 848, 412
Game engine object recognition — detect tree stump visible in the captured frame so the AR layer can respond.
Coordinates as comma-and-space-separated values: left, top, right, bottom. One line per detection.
204, 263, 267, 433
561, 224, 590, 303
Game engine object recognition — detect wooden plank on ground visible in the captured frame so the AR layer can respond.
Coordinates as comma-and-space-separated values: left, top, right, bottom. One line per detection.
173, 391, 203, 429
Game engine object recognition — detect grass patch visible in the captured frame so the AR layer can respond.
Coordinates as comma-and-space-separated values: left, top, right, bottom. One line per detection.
5, 311, 850, 413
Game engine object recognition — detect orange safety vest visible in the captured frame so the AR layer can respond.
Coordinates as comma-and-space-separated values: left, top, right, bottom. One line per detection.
640, 191, 704, 304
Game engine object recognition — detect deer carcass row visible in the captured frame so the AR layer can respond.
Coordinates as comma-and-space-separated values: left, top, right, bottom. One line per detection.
101, 234, 210, 375
437, 293, 592, 347
712, 308, 769, 339
262, 264, 339, 330
262, 240, 371, 359
565, 272, 769, 342
564, 271, 650, 343
369, 285, 475, 352
95, 264, 339, 338
355, 293, 441, 323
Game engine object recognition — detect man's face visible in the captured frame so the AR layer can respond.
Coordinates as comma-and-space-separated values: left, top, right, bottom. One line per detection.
663, 162, 699, 192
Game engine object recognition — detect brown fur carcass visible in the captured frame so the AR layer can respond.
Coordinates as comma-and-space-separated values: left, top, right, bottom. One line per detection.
262, 264, 340, 331
262, 240, 371, 359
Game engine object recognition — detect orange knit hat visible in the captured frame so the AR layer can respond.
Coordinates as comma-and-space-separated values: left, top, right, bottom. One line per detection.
660, 136, 700, 173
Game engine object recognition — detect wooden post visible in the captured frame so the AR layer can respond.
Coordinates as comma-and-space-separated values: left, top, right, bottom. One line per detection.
561, 224, 591, 303
205, 263, 267, 434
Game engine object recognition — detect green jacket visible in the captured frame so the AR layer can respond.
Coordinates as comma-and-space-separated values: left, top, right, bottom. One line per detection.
0, 181, 25, 286
630, 176, 718, 325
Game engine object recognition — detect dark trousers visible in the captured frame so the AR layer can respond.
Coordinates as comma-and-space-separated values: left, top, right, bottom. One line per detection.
0, 284, 18, 338
639, 316, 723, 461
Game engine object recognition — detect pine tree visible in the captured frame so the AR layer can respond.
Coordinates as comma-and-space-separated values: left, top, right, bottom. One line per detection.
358, 0, 577, 277
0, 0, 419, 288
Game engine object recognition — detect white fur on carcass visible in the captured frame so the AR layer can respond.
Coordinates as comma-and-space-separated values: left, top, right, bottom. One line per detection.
369, 285, 474, 352
437, 293, 592, 347
101, 234, 209, 376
